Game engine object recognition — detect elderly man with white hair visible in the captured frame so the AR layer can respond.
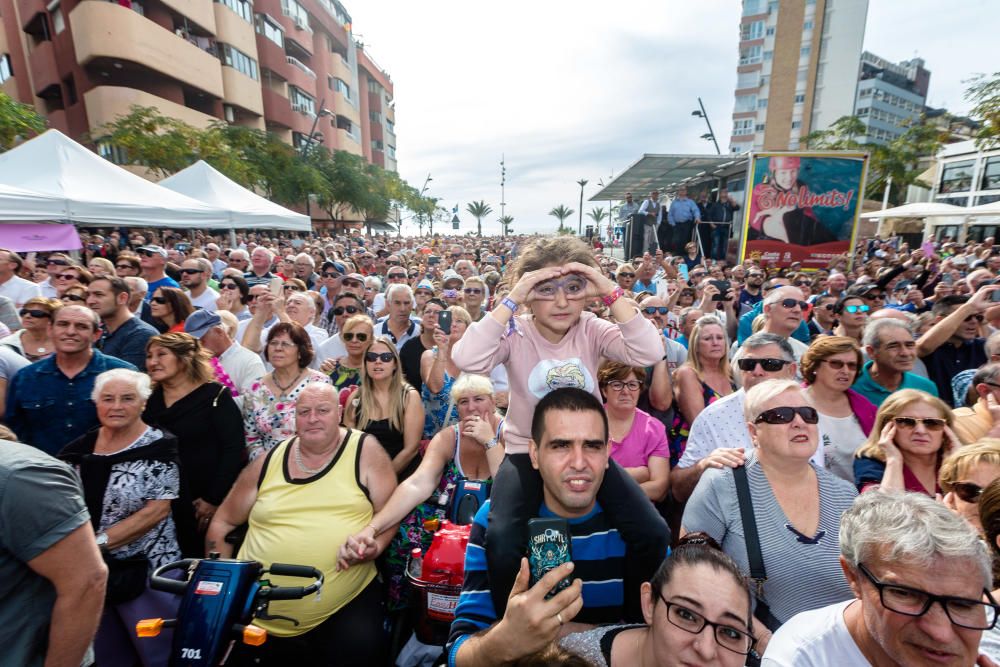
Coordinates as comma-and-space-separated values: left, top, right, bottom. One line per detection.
762, 491, 999, 667
240, 290, 328, 369
761, 285, 810, 362
242, 247, 273, 287
292, 252, 319, 290
374, 283, 421, 348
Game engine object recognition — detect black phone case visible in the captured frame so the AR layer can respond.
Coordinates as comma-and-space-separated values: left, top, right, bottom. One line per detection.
527, 518, 572, 598
438, 310, 452, 335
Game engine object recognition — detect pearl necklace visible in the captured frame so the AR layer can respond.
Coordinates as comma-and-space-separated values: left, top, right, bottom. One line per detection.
293, 440, 337, 475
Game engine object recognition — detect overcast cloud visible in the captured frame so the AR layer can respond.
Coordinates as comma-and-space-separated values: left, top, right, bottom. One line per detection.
348, 0, 996, 236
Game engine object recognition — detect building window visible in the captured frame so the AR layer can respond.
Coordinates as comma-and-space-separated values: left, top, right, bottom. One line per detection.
386, 145, 395, 159
733, 118, 754, 136
763, 50, 773, 61
218, 44, 258, 80
255, 14, 283, 47
766, 26, 775, 36
0, 54, 12, 84
757, 98, 768, 109
330, 76, 351, 100
739, 45, 762, 65
857, 107, 869, 116
386, 119, 394, 134
369, 111, 381, 124
794, 94, 806, 103
791, 120, 802, 129
50, 4, 65, 34
803, 19, 813, 29
371, 139, 384, 151
981, 157, 1000, 191
755, 123, 765, 131
767, 0, 778, 14
742, 0, 763, 15
280, 0, 309, 28
939, 160, 975, 194
216, 0, 251, 22
97, 141, 128, 165
289, 86, 315, 115
736, 71, 759, 89
800, 46, 811, 57
741, 20, 764, 41
734, 94, 757, 113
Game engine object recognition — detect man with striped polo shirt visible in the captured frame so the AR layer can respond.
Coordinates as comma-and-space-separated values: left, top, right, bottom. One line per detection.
446, 388, 663, 666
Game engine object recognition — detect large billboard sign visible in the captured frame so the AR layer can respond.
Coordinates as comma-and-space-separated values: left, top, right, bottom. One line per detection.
738, 152, 868, 269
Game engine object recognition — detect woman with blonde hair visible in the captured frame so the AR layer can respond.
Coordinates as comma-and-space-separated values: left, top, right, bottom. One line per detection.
0, 296, 60, 361
344, 335, 425, 480
142, 333, 243, 555
939, 439, 1000, 532
420, 305, 472, 438
669, 315, 736, 467
854, 388, 961, 495
615, 263, 637, 293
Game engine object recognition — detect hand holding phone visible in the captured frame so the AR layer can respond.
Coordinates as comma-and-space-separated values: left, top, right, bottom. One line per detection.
527, 518, 572, 599
437, 310, 452, 335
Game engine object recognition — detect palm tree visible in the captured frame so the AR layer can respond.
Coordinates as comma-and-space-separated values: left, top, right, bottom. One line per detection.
576, 178, 588, 234
549, 205, 574, 233
587, 206, 608, 241
499, 214, 514, 236
466, 200, 493, 238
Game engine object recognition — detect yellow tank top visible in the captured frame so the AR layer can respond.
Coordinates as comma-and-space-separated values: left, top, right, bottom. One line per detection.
238, 430, 377, 636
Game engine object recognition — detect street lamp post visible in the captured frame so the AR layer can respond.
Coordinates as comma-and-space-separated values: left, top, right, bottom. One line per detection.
500, 155, 506, 237
691, 97, 721, 155
577, 178, 588, 235
300, 99, 332, 228
420, 173, 433, 236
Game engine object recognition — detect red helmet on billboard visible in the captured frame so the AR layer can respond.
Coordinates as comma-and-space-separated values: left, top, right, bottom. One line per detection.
770, 155, 801, 170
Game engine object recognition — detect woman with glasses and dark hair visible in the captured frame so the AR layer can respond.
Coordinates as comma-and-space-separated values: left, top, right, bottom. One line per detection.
669, 315, 736, 467
854, 388, 960, 495
939, 439, 1000, 534
344, 336, 425, 481
115, 254, 141, 278
149, 286, 194, 333
683, 379, 857, 630
598, 360, 670, 502
801, 336, 876, 483
0, 296, 59, 360
831, 294, 869, 344
53, 264, 93, 298
244, 322, 331, 461
560, 537, 757, 667
215, 274, 251, 320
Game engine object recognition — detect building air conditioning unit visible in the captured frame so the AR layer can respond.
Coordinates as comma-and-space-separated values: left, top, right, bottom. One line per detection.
294, 15, 308, 30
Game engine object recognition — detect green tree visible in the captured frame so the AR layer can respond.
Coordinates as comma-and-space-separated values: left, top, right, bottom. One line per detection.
0, 92, 46, 151
966, 71, 1000, 149
802, 114, 944, 206
466, 200, 493, 237
499, 214, 514, 236
548, 205, 574, 233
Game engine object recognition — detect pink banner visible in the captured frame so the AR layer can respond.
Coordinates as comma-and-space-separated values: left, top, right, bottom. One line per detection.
0, 223, 82, 252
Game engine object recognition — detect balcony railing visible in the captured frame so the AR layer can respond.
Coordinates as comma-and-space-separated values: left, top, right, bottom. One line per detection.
286, 55, 316, 79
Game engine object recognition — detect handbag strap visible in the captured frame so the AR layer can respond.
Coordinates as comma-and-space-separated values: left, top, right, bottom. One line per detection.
733, 465, 767, 592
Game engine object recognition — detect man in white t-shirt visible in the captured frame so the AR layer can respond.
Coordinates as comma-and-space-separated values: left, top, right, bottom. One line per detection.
180, 258, 219, 312
671, 333, 800, 504
0, 249, 41, 308
763, 492, 996, 667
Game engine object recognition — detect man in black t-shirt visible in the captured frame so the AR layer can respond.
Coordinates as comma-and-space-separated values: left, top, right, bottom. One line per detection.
916, 289, 994, 406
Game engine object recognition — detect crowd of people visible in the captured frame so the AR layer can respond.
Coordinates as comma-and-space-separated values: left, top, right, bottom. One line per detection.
5, 226, 1000, 666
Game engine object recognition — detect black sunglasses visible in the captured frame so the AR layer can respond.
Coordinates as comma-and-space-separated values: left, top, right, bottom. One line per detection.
777, 298, 810, 310
387, 273, 407, 280
617, 272, 636, 279
220, 283, 240, 290
737, 357, 790, 372
137, 250, 158, 258
343, 332, 369, 342
151, 296, 168, 305
180, 268, 204, 275
642, 306, 670, 315
283, 285, 303, 292
464, 288, 483, 295
115, 264, 133, 270
19, 308, 50, 318
322, 272, 341, 278
365, 351, 394, 363
892, 416, 947, 431
333, 305, 361, 316
46, 258, 70, 266
754, 406, 819, 425
62, 294, 86, 303
953, 481, 985, 503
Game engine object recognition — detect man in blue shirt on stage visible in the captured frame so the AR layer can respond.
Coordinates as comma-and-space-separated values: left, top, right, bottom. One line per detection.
667, 186, 701, 254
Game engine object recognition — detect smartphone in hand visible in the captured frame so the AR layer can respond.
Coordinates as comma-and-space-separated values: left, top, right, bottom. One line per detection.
268, 277, 284, 297
527, 518, 572, 599
438, 310, 452, 335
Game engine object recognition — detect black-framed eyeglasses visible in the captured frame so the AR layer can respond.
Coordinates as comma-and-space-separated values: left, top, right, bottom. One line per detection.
655, 592, 756, 656
754, 406, 819, 425
607, 380, 641, 392
737, 357, 790, 372
857, 563, 1000, 630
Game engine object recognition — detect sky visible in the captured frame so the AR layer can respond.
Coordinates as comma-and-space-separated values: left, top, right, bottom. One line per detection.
347, 0, 996, 236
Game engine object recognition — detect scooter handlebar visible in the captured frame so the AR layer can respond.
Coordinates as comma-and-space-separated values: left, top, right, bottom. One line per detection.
149, 559, 195, 595
264, 563, 324, 600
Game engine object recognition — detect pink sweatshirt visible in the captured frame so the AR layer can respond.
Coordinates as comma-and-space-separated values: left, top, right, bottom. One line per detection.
452, 311, 663, 454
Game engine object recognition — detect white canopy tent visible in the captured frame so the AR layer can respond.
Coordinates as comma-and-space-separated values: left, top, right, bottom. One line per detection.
0, 130, 231, 228
967, 201, 1000, 216
159, 160, 311, 232
860, 202, 968, 219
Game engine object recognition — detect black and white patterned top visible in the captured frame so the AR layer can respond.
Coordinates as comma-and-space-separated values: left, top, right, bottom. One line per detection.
95, 427, 182, 569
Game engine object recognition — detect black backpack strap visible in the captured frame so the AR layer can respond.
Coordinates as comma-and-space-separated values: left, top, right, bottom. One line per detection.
733, 465, 766, 589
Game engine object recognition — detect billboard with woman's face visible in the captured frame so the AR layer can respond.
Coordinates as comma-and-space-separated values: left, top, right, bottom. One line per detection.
739, 152, 868, 269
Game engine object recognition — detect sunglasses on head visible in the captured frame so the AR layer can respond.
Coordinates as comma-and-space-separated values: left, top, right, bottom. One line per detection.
365, 351, 394, 363
19, 308, 50, 318
333, 305, 361, 316
342, 332, 369, 342
822, 359, 858, 371
737, 357, 790, 372
843, 304, 870, 314
892, 416, 946, 431
952, 481, 985, 503
180, 268, 203, 275
642, 306, 670, 315
754, 406, 819, 425
47, 258, 70, 266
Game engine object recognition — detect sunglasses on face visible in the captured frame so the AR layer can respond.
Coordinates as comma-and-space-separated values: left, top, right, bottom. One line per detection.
866, 293, 885, 300
415, 290, 435, 297
333, 305, 361, 316
63, 294, 86, 303
795, 281, 811, 287
365, 351, 394, 363
387, 260, 400, 265
283, 285, 303, 292
388, 274, 407, 280
952, 481, 985, 503
55, 273, 79, 281
966, 313, 985, 323
532, 276, 588, 301
464, 288, 483, 295
618, 272, 636, 279
737, 357, 790, 372
138, 250, 158, 258
642, 306, 670, 315
19, 308, 50, 318
778, 298, 810, 310
342, 280, 363, 289
843, 304, 870, 314
322, 272, 340, 278
754, 406, 819, 425
180, 268, 203, 275
47, 259, 70, 266
892, 416, 947, 431
220, 283, 239, 290
116, 264, 133, 270
151, 296, 168, 305
342, 332, 369, 342
822, 359, 859, 371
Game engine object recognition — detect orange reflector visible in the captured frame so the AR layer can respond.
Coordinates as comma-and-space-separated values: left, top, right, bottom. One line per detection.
423, 518, 441, 532
243, 625, 267, 646
136, 619, 163, 638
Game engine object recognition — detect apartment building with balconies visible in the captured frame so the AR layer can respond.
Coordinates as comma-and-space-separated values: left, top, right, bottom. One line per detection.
0, 0, 395, 172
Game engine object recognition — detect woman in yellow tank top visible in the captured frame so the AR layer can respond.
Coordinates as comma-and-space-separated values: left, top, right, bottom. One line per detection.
206, 383, 399, 666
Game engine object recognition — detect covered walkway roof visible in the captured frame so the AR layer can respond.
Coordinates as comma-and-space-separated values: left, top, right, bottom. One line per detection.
590, 153, 749, 202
